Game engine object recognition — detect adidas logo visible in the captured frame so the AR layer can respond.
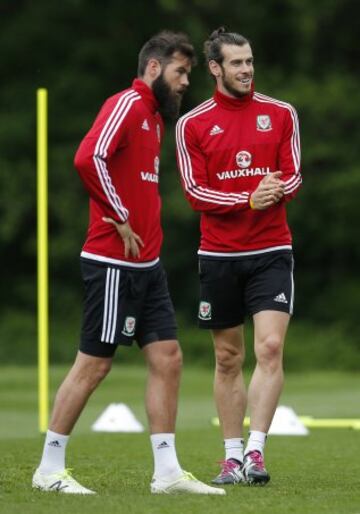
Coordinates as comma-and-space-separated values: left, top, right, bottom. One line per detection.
157, 441, 170, 449
48, 440, 61, 447
209, 124, 224, 136
274, 292, 288, 304
141, 118, 150, 131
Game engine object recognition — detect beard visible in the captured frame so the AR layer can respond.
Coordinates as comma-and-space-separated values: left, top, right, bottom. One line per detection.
152, 73, 184, 121
222, 69, 252, 98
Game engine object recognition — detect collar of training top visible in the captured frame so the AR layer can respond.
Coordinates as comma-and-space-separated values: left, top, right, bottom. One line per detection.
132, 78, 159, 114
214, 83, 254, 110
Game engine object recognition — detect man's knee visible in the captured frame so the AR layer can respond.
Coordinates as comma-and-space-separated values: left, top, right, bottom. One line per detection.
73, 353, 113, 390
93, 358, 113, 382
161, 343, 183, 374
255, 333, 284, 368
215, 344, 244, 375
147, 341, 183, 376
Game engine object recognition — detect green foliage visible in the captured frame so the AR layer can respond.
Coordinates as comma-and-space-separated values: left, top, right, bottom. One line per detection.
0, 1, 359, 364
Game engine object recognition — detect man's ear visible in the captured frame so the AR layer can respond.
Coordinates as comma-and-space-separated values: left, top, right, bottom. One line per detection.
146, 58, 162, 80
208, 60, 221, 78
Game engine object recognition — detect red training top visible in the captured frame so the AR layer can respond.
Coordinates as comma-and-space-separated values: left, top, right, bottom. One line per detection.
74, 79, 164, 268
176, 86, 302, 257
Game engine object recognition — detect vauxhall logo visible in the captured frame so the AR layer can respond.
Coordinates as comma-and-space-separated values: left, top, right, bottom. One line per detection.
217, 150, 270, 181
140, 156, 160, 183
236, 150, 252, 168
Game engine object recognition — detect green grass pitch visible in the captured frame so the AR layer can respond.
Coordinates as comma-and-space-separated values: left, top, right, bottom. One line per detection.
0, 365, 359, 513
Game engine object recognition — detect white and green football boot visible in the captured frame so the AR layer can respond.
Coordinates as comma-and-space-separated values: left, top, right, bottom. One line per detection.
151, 470, 226, 495
32, 468, 95, 494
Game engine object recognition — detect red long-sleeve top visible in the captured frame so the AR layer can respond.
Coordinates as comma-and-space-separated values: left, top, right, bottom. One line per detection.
74, 79, 164, 267
176, 87, 302, 256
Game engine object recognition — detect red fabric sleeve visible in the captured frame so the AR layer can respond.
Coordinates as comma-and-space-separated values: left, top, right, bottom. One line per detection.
176, 119, 251, 214
74, 90, 140, 222
278, 106, 302, 202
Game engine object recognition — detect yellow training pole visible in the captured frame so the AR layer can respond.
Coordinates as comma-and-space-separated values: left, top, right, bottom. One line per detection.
37, 88, 49, 433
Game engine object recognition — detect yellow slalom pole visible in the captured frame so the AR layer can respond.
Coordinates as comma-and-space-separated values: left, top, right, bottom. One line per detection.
37, 88, 49, 433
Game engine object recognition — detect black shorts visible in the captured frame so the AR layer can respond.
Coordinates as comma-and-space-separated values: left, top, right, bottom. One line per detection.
198, 251, 294, 329
79, 259, 177, 357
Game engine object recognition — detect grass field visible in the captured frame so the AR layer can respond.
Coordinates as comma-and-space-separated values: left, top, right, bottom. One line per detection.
0, 365, 359, 514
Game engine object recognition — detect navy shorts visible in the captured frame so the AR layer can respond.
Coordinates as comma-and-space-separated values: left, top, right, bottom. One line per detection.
198, 251, 294, 329
79, 259, 177, 357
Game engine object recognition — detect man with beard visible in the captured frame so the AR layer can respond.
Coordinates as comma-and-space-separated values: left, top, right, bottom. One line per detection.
32, 31, 225, 497
176, 28, 301, 486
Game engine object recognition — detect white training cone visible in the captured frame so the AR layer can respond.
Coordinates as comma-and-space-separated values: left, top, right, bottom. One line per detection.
92, 403, 144, 433
268, 405, 309, 436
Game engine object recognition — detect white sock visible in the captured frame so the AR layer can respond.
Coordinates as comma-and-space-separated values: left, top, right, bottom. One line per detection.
150, 433, 183, 480
245, 430, 267, 456
38, 430, 69, 474
224, 438, 244, 463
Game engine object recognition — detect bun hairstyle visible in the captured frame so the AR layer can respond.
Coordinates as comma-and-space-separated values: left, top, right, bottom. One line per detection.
204, 27, 249, 64
209, 26, 227, 41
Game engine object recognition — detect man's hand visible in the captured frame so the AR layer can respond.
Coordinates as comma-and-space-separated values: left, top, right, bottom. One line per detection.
102, 218, 144, 258
250, 171, 285, 210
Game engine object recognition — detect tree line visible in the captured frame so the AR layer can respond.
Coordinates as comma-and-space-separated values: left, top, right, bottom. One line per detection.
0, 0, 359, 363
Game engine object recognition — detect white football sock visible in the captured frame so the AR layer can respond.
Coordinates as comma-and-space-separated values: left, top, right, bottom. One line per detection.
224, 438, 244, 463
150, 433, 183, 480
245, 430, 267, 456
38, 430, 69, 474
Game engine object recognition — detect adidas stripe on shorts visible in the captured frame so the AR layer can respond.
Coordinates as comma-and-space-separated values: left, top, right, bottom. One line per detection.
197, 250, 294, 329
79, 259, 177, 357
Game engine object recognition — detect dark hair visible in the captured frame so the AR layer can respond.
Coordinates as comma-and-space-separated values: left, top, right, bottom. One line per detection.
204, 26, 250, 65
138, 30, 197, 76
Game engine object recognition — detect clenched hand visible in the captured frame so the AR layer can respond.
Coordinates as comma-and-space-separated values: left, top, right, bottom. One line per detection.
250, 171, 285, 210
